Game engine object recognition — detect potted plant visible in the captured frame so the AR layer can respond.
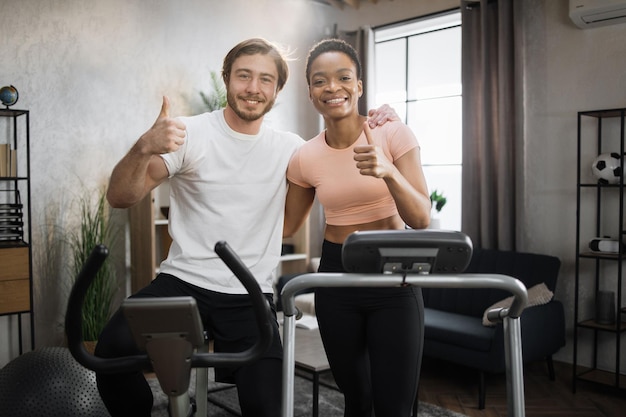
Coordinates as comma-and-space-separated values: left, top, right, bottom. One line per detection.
68, 187, 119, 348
430, 190, 447, 213
429, 190, 447, 229
199, 70, 227, 112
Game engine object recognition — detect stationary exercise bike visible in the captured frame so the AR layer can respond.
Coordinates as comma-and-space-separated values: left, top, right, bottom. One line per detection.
65, 241, 274, 417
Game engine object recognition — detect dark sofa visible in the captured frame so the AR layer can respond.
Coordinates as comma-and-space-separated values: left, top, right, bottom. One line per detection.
421, 248, 566, 409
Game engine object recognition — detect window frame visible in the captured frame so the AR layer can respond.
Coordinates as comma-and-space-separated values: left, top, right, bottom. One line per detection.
373, 10, 462, 231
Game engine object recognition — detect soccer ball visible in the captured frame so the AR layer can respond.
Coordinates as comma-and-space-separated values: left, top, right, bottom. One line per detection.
591, 152, 622, 184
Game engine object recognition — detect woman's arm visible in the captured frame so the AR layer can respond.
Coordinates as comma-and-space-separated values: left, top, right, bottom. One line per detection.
384, 147, 431, 229
354, 122, 431, 229
283, 181, 316, 238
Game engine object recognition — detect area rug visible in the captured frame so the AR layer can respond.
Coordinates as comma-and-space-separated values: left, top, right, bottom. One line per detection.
149, 369, 468, 417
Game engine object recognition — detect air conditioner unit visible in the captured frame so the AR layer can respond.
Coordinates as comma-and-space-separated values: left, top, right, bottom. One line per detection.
569, 0, 626, 28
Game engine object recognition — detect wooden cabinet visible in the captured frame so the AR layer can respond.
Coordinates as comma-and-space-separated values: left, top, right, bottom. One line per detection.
0, 246, 30, 315
0, 108, 34, 354
279, 220, 310, 276
128, 187, 173, 292
129, 192, 157, 293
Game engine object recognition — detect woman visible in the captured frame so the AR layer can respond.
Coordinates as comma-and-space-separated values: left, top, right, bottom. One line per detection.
284, 39, 431, 417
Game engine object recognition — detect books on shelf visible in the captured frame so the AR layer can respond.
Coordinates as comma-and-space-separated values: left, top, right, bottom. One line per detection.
9, 147, 16, 177
0, 144, 6, 177
0, 143, 17, 177
0, 202, 24, 244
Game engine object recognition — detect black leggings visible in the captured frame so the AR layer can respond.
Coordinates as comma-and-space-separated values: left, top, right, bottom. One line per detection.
315, 240, 424, 417
94, 274, 282, 417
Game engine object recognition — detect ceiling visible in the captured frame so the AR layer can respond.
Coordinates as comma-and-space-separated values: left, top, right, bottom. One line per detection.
313, 0, 393, 9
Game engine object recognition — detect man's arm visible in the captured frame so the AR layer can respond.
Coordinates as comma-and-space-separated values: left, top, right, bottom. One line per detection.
107, 150, 168, 208
367, 104, 400, 128
107, 96, 186, 208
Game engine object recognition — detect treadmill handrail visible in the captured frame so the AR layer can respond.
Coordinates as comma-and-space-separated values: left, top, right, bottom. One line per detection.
280, 273, 528, 320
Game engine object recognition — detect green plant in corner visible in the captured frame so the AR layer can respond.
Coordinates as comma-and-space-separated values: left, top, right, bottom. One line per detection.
430, 189, 447, 213
68, 187, 118, 342
199, 70, 227, 112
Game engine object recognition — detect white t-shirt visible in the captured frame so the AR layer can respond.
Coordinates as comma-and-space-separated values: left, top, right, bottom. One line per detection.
159, 109, 304, 294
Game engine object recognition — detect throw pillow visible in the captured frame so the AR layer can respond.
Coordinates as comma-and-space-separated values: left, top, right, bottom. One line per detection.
295, 293, 316, 316
482, 282, 554, 326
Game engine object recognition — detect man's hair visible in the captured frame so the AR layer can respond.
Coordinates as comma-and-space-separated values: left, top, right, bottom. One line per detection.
222, 38, 289, 92
305, 38, 362, 86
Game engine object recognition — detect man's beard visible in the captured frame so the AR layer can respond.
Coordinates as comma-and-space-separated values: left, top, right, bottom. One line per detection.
226, 91, 276, 122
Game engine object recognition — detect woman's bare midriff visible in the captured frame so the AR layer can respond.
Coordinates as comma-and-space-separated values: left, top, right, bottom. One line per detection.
324, 214, 406, 244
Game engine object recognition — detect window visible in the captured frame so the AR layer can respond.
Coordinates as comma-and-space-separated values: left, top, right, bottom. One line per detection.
373, 11, 462, 231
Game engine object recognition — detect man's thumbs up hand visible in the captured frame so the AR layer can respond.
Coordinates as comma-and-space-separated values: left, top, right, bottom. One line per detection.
139, 96, 187, 155
157, 95, 171, 121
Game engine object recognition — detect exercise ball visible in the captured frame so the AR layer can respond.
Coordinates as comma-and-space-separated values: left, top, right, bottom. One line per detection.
0, 347, 110, 417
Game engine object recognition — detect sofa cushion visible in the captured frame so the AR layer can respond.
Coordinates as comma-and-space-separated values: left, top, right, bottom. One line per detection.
422, 248, 561, 317
424, 308, 496, 352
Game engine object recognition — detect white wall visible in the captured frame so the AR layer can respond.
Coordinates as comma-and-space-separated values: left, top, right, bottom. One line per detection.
2, 0, 624, 374
0, 0, 336, 366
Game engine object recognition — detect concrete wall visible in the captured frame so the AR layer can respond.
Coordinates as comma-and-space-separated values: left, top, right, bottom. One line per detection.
520, 0, 626, 372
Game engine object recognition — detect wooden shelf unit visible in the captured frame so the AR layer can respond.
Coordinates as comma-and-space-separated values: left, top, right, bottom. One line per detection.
0, 108, 34, 355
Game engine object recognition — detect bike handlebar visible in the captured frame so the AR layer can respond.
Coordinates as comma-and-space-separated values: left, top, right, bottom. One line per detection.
65, 242, 274, 373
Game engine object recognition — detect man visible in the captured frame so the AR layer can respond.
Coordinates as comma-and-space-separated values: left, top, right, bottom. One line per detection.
96, 38, 395, 417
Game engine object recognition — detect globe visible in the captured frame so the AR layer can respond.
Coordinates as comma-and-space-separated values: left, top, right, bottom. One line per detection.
0, 85, 19, 107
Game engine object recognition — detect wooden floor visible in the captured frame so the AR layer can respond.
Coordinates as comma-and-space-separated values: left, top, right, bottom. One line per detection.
418, 358, 625, 417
